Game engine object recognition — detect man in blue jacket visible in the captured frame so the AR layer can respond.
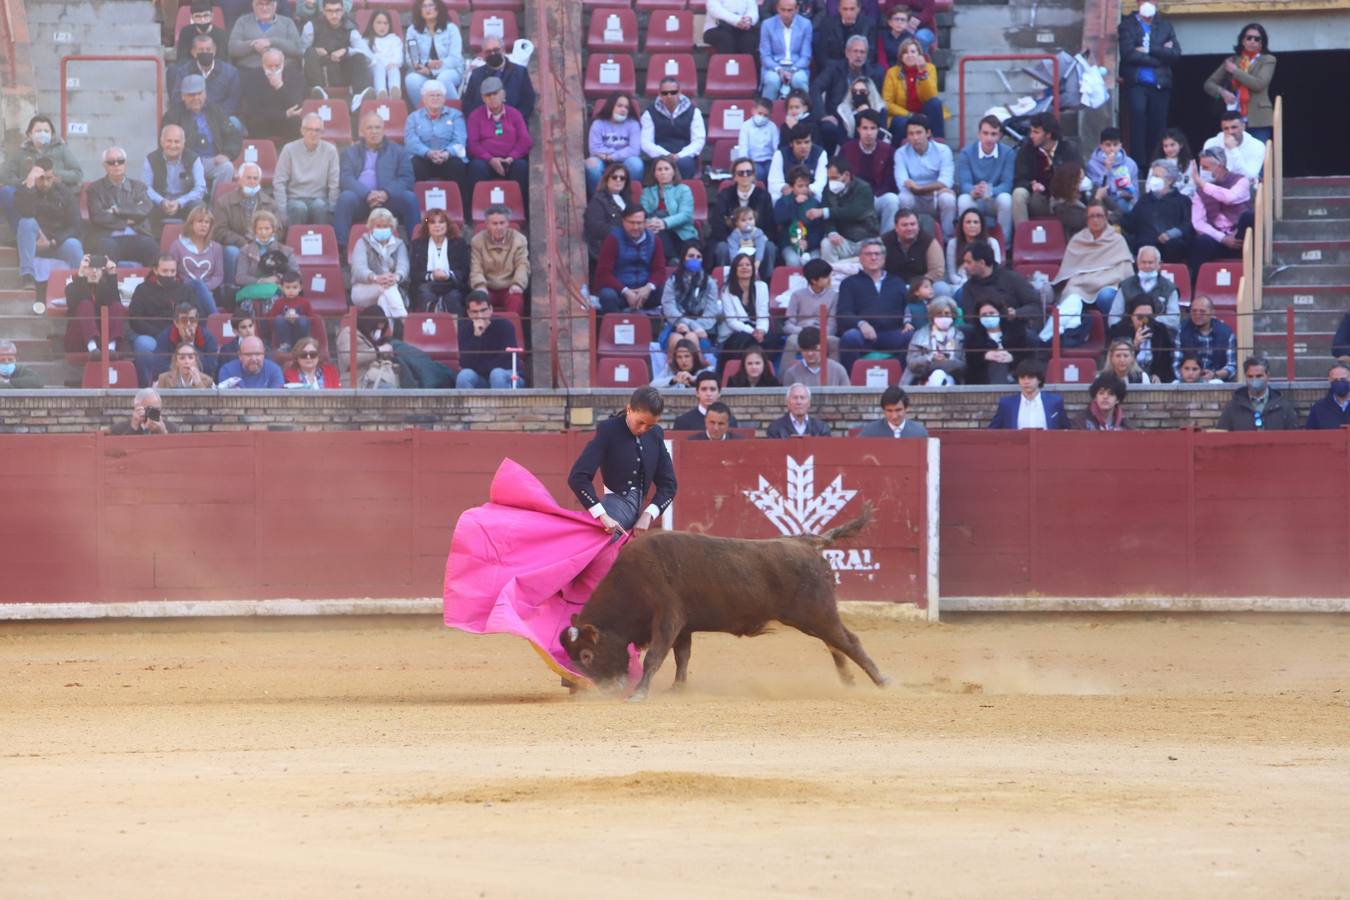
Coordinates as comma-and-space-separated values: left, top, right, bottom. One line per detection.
759, 0, 813, 100
335, 112, 418, 245
988, 358, 1070, 429
957, 115, 1016, 240
1305, 363, 1350, 430
1118, 1, 1181, 170
836, 237, 909, 372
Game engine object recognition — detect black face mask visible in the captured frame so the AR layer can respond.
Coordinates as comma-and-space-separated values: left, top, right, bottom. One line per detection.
485, 52, 504, 69
196, 52, 215, 69
851, 92, 868, 106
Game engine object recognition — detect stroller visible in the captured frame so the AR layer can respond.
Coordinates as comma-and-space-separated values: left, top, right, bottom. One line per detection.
989, 49, 1110, 143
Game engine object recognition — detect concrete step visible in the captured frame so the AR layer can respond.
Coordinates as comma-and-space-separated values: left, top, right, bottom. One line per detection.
1263, 264, 1350, 287
24, 0, 158, 24
1273, 219, 1350, 241
1252, 333, 1340, 380
1283, 176, 1350, 199
1252, 310, 1341, 334
1282, 196, 1350, 221
1259, 285, 1350, 312
1272, 241, 1350, 267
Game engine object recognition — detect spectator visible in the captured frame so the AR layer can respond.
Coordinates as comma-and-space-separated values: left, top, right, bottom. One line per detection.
1176, 353, 1204, 384
1123, 159, 1193, 262
1079, 372, 1130, 430
404, 81, 468, 185
1101, 338, 1147, 385
337, 306, 397, 387
1202, 110, 1267, 182
904, 296, 965, 385
360, 10, 404, 101
1048, 160, 1088, 238
1156, 128, 1196, 198
639, 78, 706, 181
244, 48, 305, 143
672, 372, 741, 429
586, 93, 645, 196
456, 290, 522, 389
731, 98, 780, 184
0, 339, 42, 389
469, 205, 530, 315
712, 157, 778, 249
778, 89, 825, 154
234, 210, 297, 290
987, 358, 1070, 429
217, 334, 286, 387
1012, 112, 1079, 227
895, 114, 956, 240
722, 207, 774, 278
163, 75, 239, 194
155, 340, 217, 389
1107, 298, 1174, 383
284, 335, 340, 388
957, 115, 1015, 241
593, 205, 665, 315
63, 255, 128, 359
817, 157, 880, 264
1085, 126, 1139, 220
838, 238, 910, 371
782, 257, 839, 360
584, 162, 633, 264
1174, 295, 1236, 382
77, 144, 149, 258
718, 252, 772, 373
879, 4, 934, 66
1118, 1, 1180, 170
767, 123, 827, 199
350, 207, 411, 319
815, 34, 884, 153
773, 165, 825, 266
219, 0, 295, 29
466, 76, 533, 202
213, 162, 285, 288
1216, 356, 1298, 430
859, 385, 929, 437
270, 270, 314, 350
705, 0, 759, 53
1189, 147, 1252, 275
658, 241, 719, 356
1051, 202, 1134, 320
152, 300, 221, 382
759, 0, 812, 101
1106, 245, 1181, 330
143, 125, 206, 232
945, 208, 1002, 293
960, 241, 1044, 329
814, 0, 874, 73
654, 338, 707, 390
840, 111, 898, 229
302, 0, 372, 106
13, 158, 82, 291
128, 255, 194, 386
404, 0, 466, 107
0, 115, 82, 231
1204, 24, 1276, 146
727, 345, 782, 388
273, 113, 340, 225
170, 205, 225, 315
882, 208, 944, 291
1334, 313, 1350, 359
882, 39, 943, 138
782, 325, 849, 387
409, 208, 470, 314
110, 388, 176, 435
217, 311, 264, 363
689, 401, 742, 440
175, 1, 231, 72
336, 111, 418, 247
642, 157, 698, 262
766, 383, 831, 438
963, 298, 1032, 385
462, 36, 536, 122
171, 33, 243, 123
1305, 363, 1350, 430
229, 0, 302, 73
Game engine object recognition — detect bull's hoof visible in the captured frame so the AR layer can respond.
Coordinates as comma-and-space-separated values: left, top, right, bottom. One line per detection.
875, 673, 892, 688
625, 688, 649, 702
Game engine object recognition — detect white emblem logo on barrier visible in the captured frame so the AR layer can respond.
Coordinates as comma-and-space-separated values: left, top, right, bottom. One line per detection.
743, 456, 877, 577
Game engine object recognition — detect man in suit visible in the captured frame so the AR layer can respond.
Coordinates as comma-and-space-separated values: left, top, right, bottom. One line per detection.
672, 372, 740, 431
767, 383, 831, 438
689, 402, 743, 441
859, 386, 929, 438
988, 358, 1070, 429
568, 385, 678, 535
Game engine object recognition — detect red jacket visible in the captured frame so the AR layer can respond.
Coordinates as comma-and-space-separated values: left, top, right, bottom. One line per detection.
284, 364, 340, 388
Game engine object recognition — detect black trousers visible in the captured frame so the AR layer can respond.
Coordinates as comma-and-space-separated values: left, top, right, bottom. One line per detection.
1127, 82, 1170, 171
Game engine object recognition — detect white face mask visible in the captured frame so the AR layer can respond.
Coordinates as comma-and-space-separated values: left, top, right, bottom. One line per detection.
1138, 270, 1159, 287
827, 179, 846, 194
932, 316, 954, 331
1146, 176, 1166, 196
1198, 168, 1215, 184
752, 113, 768, 126
612, 111, 628, 123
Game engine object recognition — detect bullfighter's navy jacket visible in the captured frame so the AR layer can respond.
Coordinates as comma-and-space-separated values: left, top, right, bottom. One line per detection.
568, 413, 677, 521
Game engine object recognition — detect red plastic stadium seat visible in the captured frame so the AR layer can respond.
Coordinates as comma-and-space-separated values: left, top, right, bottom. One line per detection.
1012, 218, 1065, 267
347, 224, 369, 258
1046, 356, 1094, 385
287, 224, 341, 268
82, 360, 137, 389
598, 312, 653, 357
1195, 261, 1240, 309
414, 180, 465, 225
597, 356, 650, 387
849, 358, 901, 387
586, 8, 638, 53
720, 358, 741, 386
644, 53, 697, 97
710, 139, 736, 172
469, 11, 519, 53
581, 0, 632, 7
301, 265, 349, 317
769, 265, 803, 299
1012, 262, 1056, 288
1060, 308, 1106, 361
584, 55, 637, 100
472, 180, 526, 226
233, 140, 278, 182
636, 0, 684, 7
1214, 309, 1238, 333
213, 179, 238, 200
472, 0, 523, 9
404, 312, 460, 365
300, 100, 353, 146
159, 222, 184, 254
1160, 262, 1191, 304
358, 98, 408, 143
704, 54, 757, 99
205, 312, 233, 347
642, 9, 694, 52
43, 267, 77, 312
686, 178, 708, 230
706, 99, 754, 142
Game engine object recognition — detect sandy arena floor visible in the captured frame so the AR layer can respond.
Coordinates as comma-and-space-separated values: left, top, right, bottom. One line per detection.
1, 612, 1348, 899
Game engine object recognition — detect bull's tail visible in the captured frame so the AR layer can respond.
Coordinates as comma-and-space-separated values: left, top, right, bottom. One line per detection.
799, 505, 872, 548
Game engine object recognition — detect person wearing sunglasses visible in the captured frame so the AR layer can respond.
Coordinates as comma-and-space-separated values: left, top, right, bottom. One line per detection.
709, 155, 777, 250
583, 162, 633, 266
639, 77, 705, 181
1204, 24, 1276, 147
283, 335, 339, 388
1216, 355, 1299, 431
86, 146, 159, 267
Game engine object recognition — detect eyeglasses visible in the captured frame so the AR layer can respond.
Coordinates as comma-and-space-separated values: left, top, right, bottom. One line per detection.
660, 89, 679, 96
609, 174, 627, 181
1243, 34, 1262, 41
298, 351, 319, 359
735, 169, 754, 176
104, 158, 126, 166
176, 317, 199, 324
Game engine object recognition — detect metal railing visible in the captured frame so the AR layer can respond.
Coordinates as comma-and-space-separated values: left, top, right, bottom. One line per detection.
957, 54, 1060, 148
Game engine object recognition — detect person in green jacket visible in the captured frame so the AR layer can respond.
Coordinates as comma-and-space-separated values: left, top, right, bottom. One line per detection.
640, 156, 698, 261
1, 115, 84, 229
818, 156, 880, 264
0, 339, 43, 389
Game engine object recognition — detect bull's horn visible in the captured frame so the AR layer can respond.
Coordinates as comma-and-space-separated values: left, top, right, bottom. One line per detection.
566, 626, 579, 642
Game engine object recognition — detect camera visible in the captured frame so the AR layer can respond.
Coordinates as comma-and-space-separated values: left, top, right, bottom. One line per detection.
89, 253, 107, 269
145, 407, 161, 421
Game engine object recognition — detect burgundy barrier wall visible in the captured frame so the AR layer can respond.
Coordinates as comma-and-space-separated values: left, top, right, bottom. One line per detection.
937, 429, 1350, 598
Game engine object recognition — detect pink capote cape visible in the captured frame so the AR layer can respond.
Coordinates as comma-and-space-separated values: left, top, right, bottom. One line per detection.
443, 458, 643, 685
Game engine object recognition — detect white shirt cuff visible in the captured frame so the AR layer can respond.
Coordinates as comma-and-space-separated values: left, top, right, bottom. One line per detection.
588, 503, 606, 518
644, 504, 661, 520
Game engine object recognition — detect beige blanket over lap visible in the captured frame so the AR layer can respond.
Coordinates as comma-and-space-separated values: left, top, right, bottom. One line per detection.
1052, 228, 1135, 300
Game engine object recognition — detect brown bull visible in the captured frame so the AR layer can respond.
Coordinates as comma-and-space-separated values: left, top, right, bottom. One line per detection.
559, 511, 889, 700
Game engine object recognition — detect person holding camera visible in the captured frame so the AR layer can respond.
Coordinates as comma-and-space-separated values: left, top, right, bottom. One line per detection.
110, 387, 176, 434
63, 254, 128, 358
